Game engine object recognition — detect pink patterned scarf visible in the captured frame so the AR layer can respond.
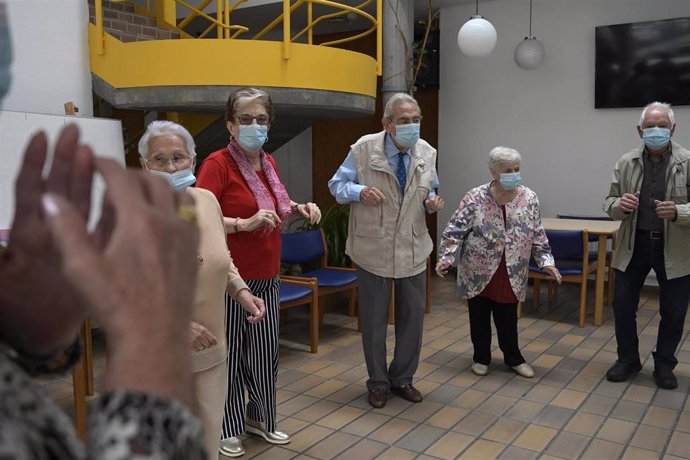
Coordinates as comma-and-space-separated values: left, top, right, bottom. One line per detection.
227, 142, 292, 227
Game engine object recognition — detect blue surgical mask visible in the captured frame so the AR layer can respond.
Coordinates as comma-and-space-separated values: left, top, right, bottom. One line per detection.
148, 167, 196, 191
642, 127, 671, 150
0, 4, 13, 104
237, 124, 268, 152
394, 123, 421, 148
499, 172, 522, 191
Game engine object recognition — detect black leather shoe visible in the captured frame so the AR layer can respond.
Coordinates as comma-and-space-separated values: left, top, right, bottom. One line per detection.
391, 384, 423, 403
368, 388, 387, 408
653, 368, 678, 390
606, 360, 642, 382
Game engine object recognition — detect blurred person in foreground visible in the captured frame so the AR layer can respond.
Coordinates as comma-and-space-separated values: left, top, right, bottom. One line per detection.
0, 3, 205, 455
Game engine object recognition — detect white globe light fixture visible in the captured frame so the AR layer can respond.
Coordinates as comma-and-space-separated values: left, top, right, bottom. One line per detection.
514, 0, 545, 70
457, 0, 497, 57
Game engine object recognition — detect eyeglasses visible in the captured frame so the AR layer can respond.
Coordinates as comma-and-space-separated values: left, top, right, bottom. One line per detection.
392, 116, 423, 125
144, 154, 192, 169
236, 114, 270, 126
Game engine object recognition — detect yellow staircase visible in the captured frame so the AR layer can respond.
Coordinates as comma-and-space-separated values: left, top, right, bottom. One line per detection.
88, 0, 380, 118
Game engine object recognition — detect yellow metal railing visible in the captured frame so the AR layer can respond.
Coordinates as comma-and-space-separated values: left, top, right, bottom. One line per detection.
93, 0, 381, 75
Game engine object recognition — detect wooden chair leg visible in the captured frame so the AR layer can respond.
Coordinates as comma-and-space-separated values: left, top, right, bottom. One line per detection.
348, 289, 357, 320
72, 323, 89, 440
517, 301, 522, 318
83, 318, 95, 396
310, 297, 319, 354
578, 277, 588, 328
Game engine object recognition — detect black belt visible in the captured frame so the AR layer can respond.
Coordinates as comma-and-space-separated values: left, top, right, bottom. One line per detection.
637, 229, 663, 240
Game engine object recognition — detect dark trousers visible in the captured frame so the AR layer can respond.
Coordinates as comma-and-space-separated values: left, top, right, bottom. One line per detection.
357, 267, 426, 391
467, 296, 525, 367
613, 232, 690, 370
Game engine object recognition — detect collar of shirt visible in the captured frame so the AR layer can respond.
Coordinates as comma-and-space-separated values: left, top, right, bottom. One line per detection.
643, 143, 672, 163
384, 133, 411, 171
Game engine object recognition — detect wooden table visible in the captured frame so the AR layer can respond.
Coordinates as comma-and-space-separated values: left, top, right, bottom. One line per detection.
541, 217, 620, 326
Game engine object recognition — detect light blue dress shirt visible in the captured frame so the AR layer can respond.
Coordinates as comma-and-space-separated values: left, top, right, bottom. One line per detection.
328, 133, 440, 206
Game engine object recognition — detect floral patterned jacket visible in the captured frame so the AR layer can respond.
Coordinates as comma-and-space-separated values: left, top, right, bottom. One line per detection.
438, 183, 554, 301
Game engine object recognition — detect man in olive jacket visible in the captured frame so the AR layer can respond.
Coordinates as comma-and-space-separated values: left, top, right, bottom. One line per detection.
603, 101, 690, 390
328, 93, 444, 408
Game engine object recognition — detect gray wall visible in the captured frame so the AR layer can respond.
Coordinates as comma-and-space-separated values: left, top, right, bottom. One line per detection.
273, 127, 313, 204
437, 0, 690, 239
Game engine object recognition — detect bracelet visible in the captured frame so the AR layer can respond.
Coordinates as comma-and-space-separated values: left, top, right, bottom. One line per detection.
2, 337, 81, 376
234, 218, 239, 233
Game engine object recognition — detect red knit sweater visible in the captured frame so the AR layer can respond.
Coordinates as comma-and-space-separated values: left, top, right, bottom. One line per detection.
196, 148, 283, 280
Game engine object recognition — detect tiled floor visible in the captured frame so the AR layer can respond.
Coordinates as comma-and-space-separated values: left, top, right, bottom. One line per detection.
46, 275, 690, 459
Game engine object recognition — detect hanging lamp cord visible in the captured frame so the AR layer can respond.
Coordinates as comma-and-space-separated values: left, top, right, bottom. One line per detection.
529, 0, 533, 36
475, 0, 479, 16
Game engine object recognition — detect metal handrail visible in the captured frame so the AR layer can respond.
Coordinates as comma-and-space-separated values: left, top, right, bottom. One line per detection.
93, 0, 381, 74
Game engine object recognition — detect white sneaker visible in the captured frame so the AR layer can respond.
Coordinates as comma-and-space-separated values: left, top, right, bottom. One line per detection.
219, 437, 244, 457
471, 362, 488, 376
512, 363, 535, 378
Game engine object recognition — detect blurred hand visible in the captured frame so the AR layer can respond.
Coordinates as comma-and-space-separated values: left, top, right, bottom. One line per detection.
0, 125, 93, 357
425, 195, 445, 212
189, 321, 218, 352
239, 209, 281, 233
655, 200, 677, 221
360, 187, 386, 206
236, 289, 266, 323
619, 191, 640, 213
295, 202, 321, 225
43, 157, 199, 407
435, 260, 451, 278
542, 266, 562, 285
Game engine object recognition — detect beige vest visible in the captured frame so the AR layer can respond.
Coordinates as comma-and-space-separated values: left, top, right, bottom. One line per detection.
346, 131, 436, 278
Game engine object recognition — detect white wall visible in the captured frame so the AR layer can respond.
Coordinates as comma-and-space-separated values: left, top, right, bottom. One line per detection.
4, 0, 92, 116
438, 0, 690, 238
273, 127, 313, 204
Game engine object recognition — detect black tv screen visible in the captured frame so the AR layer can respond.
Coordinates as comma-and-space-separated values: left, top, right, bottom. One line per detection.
595, 17, 690, 108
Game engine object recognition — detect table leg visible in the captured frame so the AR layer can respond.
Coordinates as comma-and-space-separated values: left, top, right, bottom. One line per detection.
594, 234, 607, 326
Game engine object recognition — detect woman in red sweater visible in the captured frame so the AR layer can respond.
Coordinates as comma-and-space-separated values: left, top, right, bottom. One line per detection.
196, 87, 320, 458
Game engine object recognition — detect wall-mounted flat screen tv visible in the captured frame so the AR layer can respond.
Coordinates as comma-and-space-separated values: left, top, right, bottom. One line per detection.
595, 17, 690, 108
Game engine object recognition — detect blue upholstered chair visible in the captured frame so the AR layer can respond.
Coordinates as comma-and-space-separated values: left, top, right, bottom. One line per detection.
557, 214, 616, 307
528, 229, 598, 327
281, 229, 358, 326
279, 276, 319, 353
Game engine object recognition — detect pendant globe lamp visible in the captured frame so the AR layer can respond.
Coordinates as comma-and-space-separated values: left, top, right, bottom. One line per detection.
457, 0, 497, 57
514, 0, 545, 70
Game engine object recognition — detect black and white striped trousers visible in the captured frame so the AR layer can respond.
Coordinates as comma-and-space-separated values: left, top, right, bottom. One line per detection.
221, 276, 280, 439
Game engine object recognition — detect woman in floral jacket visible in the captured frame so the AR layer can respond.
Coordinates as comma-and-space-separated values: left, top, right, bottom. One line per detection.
436, 146, 561, 378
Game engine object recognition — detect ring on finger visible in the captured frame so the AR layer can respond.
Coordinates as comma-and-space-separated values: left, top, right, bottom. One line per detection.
177, 205, 197, 223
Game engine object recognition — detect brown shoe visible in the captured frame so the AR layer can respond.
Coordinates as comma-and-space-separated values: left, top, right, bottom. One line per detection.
392, 384, 423, 403
368, 388, 387, 408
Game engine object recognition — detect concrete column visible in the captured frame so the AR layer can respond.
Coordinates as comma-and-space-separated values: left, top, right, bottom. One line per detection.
381, 0, 414, 108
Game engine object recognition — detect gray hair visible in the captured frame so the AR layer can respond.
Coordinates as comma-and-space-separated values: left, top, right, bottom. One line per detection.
225, 87, 275, 123
383, 93, 421, 120
138, 120, 196, 159
639, 101, 675, 126
488, 146, 522, 173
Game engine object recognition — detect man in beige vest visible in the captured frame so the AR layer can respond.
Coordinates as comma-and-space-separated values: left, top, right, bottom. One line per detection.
328, 93, 444, 408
